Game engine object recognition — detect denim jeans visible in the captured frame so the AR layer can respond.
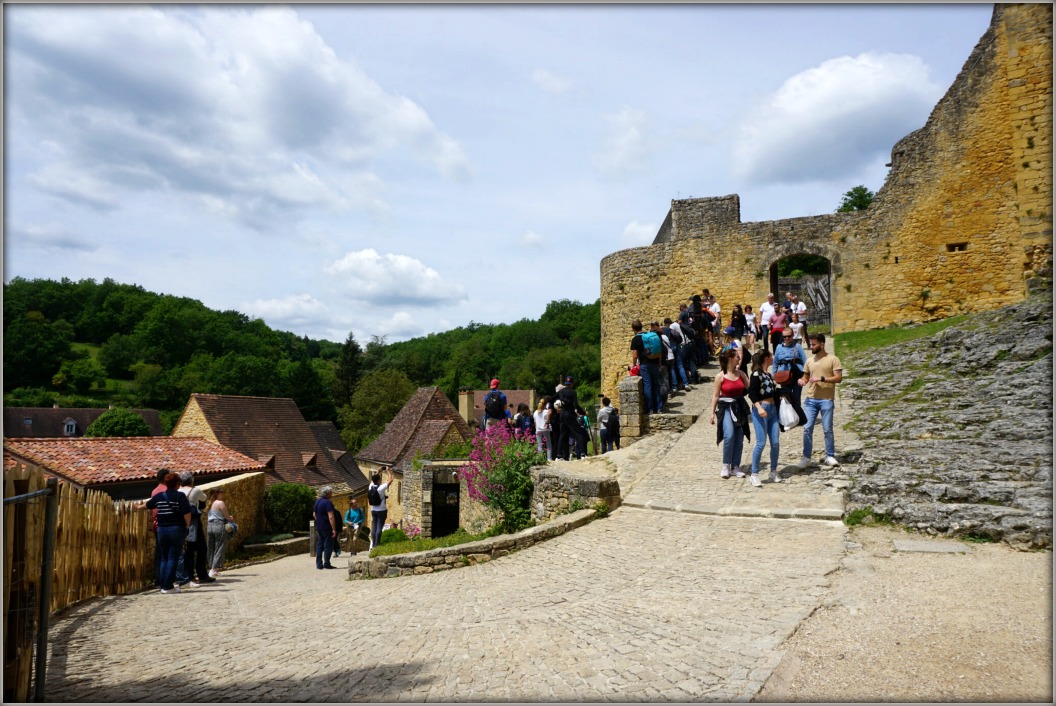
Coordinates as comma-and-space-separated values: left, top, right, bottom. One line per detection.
751, 402, 781, 474
315, 526, 334, 568
536, 429, 553, 460
640, 361, 662, 414
720, 406, 744, 467
156, 525, 187, 590
802, 397, 836, 458
760, 325, 770, 352
370, 509, 387, 549
669, 344, 689, 389
599, 428, 612, 454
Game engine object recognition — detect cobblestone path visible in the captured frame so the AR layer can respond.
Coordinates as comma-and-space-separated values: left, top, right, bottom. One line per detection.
43, 349, 853, 702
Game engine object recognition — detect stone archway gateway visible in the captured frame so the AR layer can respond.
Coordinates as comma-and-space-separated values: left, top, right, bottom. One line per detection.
598, 3, 1051, 401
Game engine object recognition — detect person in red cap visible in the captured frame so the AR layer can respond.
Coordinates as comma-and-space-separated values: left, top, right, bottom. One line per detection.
482, 378, 509, 429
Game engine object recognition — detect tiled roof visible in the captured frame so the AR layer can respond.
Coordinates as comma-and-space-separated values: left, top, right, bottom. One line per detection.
3, 437, 265, 487
4, 407, 164, 438
466, 389, 536, 426
355, 387, 471, 468
307, 421, 368, 495
178, 394, 358, 489
392, 419, 457, 473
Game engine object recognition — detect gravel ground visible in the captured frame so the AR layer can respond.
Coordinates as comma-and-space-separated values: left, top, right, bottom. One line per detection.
757, 524, 1052, 702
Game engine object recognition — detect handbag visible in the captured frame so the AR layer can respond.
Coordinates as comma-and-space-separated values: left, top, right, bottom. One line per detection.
779, 398, 800, 430
773, 369, 791, 384
225, 520, 238, 535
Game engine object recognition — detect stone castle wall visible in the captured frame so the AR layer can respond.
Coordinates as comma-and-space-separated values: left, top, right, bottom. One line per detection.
599, 4, 1052, 400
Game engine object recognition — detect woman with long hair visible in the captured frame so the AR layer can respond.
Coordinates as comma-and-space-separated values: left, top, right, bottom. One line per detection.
533, 396, 553, 461
729, 304, 747, 343
769, 306, 789, 351
205, 488, 235, 579
743, 304, 757, 350
748, 349, 783, 486
709, 344, 751, 479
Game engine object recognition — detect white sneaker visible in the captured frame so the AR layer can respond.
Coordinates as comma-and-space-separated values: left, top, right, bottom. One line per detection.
208, 569, 218, 578
797, 456, 811, 469
749, 474, 763, 487
160, 587, 181, 594
769, 470, 783, 483
733, 467, 746, 478
181, 581, 199, 589
823, 456, 840, 467
720, 464, 730, 479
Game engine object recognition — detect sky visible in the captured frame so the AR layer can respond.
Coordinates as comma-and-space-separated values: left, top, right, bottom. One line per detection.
3, 3, 996, 344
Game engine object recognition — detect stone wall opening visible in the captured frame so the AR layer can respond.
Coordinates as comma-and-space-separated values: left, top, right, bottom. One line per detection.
768, 254, 833, 333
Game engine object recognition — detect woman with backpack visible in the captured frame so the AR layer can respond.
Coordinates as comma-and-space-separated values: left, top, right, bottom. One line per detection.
367, 467, 393, 551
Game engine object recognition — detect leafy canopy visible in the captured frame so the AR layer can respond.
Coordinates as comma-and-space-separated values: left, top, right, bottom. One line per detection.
84, 408, 151, 437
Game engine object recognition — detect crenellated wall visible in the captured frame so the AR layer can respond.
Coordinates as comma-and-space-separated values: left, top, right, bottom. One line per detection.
599, 4, 1052, 400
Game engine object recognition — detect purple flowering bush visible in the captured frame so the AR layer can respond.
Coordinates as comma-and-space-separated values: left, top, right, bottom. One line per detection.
458, 423, 545, 533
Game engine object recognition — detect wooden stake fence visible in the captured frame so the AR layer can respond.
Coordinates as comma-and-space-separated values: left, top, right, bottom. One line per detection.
3, 462, 152, 701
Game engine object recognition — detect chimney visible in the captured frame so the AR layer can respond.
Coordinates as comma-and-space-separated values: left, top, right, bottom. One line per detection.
458, 388, 474, 425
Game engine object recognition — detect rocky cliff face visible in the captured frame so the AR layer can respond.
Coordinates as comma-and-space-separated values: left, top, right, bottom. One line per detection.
842, 293, 1053, 549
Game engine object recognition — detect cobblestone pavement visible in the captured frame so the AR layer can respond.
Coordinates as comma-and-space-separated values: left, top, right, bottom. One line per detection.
43, 345, 854, 703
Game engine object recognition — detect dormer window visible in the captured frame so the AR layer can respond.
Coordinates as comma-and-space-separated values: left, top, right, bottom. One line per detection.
63, 418, 77, 436
302, 452, 318, 467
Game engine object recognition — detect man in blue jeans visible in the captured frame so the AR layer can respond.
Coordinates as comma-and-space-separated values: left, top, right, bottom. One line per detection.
368, 466, 394, 550
313, 486, 338, 569
630, 319, 663, 414
797, 333, 844, 468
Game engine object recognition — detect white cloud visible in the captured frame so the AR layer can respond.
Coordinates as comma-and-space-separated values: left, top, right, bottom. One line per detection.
593, 107, 649, 175
531, 68, 572, 95
732, 52, 941, 184
324, 248, 468, 306
6, 6, 470, 230
621, 219, 658, 246
241, 293, 333, 331
520, 229, 544, 248
373, 311, 424, 339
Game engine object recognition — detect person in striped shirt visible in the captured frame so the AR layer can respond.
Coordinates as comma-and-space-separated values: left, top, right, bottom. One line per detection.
145, 471, 191, 594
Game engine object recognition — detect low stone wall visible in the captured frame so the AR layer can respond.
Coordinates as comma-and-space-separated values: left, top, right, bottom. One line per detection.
243, 534, 310, 557
647, 413, 696, 433
618, 374, 645, 437
347, 508, 597, 579
531, 467, 621, 523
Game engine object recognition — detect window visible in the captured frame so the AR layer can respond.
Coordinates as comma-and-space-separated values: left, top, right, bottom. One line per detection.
946, 243, 968, 252
64, 419, 77, 436
23, 417, 32, 426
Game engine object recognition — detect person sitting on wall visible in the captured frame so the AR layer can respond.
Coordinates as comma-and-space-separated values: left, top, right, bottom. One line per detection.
344, 498, 365, 555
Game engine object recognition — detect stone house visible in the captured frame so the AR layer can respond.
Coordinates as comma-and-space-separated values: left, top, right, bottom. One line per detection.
171, 394, 365, 505
354, 387, 472, 530
4, 406, 163, 438
2, 436, 265, 501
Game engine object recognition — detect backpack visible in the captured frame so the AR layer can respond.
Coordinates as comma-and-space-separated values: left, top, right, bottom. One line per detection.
640, 331, 662, 358
603, 410, 620, 435
668, 325, 683, 345
484, 390, 505, 419
367, 484, 382, 506
516, 413, 535, 435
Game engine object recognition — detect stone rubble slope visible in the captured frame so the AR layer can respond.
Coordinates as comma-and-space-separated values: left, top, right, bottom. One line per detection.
840, 292, 1053, 549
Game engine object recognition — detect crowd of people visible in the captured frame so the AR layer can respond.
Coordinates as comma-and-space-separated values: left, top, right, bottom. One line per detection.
142, 469, 233, 594
628, 289, 843, 487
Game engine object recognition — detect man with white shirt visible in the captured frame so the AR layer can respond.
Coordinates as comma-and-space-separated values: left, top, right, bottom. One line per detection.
758, 293, 777, 354
709, 296, 722, 338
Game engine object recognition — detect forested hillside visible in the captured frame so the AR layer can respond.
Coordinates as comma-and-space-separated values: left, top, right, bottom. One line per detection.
3, 277, 600, 451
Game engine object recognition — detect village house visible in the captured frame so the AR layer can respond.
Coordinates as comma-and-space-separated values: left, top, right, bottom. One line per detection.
4, 406, 163, 439
170, 394, 366, 505
2, 436, 265, 501
354, 387, 472, 530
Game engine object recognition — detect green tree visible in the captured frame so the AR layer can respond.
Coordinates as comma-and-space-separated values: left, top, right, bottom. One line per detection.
98, 333, 142, 379
334, 331, 363, 404
338, 368, 417, 453
285, 359, 337, 421
3, 312, 74, 390
84, 407, 151, 437
53, 357, 104, 394
836, 185, 876, 212
264, 483, 317, 533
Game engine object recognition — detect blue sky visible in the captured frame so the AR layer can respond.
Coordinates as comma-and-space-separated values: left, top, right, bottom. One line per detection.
4, 3, 995, 344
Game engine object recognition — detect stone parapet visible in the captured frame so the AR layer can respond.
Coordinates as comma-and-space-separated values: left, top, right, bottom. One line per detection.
346, 508, 597, 579
530, 466, 621, 523
618, 375, 645, 437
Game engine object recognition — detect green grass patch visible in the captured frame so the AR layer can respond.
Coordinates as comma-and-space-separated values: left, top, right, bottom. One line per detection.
835, 314, 971, 359
844, 506, 896, 527
960, 531, 998, 544
368, 525, 504, 558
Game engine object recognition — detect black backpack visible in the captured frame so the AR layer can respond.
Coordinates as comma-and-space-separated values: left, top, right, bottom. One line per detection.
484, 390, 505, 419
604, 411, 620, 435
367, 484, 382, 506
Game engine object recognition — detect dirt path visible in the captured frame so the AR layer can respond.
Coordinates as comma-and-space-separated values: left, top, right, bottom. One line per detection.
758, 524, 1052, 702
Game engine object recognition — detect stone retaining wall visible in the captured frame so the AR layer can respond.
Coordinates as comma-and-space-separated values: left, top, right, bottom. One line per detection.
530, 467, 621, 523
346, 508, 597, 579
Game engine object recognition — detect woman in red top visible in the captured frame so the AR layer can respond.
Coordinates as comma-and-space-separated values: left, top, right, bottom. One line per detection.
710, 344, 751, 478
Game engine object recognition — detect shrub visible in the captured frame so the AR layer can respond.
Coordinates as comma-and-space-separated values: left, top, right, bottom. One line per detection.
380, 528, 410, 544
264, 483, 316, 533
83, 407, 151, 437
459, 422, 545, 534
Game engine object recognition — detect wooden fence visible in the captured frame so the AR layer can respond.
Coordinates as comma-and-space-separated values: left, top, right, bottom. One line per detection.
3, 462, 152, 701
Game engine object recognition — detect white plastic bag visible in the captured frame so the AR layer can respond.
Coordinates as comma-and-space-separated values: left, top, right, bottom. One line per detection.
779, 397, 800, 430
